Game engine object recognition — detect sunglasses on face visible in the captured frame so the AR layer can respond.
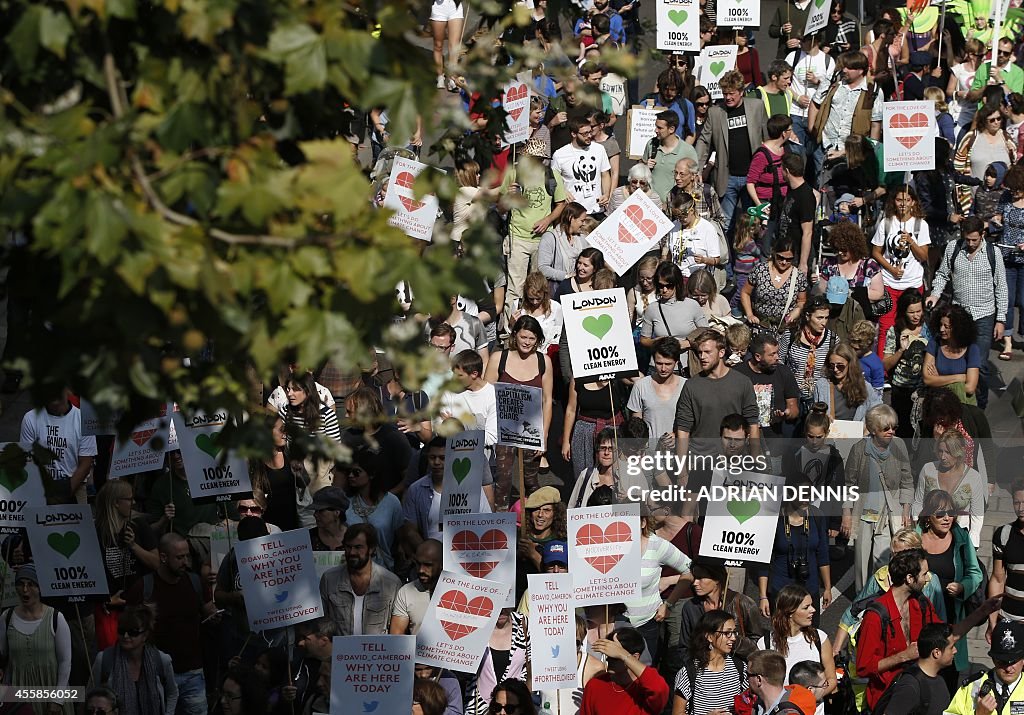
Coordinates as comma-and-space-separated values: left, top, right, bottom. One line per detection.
828, 362, 847, 370
695, 101, 711, 107
931, 509, 956, 518
121, 627, 146, 638
490, 704, 519, 714
774, 254, 795, 263
630, 180, 650, 187
657, 283, 674, 290
238, 505, 263, 515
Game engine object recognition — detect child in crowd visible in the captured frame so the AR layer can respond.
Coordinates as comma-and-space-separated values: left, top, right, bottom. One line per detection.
725, 323, 752, 366
972, 162, 1009, 231
849, 320, 885, 396
731, 212, 762, 315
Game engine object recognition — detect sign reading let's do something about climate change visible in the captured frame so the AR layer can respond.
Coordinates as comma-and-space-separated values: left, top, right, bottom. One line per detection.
172, 409, 252, 504
561, 288, 638, 380
568, 503, 642, 606
585, 189, 674, 276
443, 512, 518, 607
882, 101, 937, 173
415, 570, 508, 673
26, 505, 109, 599
656, 0, 699, 52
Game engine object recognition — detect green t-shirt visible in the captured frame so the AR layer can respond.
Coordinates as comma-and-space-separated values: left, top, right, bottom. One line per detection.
971, 61, 1024, 98
145, 473, 220, 536
500, 157, 567, 242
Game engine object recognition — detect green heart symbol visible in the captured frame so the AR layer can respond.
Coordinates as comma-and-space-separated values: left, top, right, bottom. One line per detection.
814, 0, 827, 8
667, 8, 688, 25
710, 61, 726, 77
582, 314, 614, 340
47, 531, 81, 559
452, 458, 472, 484
0, 466, 28, 493
195, 433, 221, 459
727, 500, 760, 524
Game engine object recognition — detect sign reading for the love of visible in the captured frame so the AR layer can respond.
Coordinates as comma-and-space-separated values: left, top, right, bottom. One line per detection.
172, 409, 252, 504
0, 443, 45, 535
656, 0, 700, 51
804, 0, 832, 36
496, 383, 545, 451
109, 403, 176, 480
700, 471, 785, 565
26, 505, 109, 599
502, 76, 531, 146
528, 573, 579, 688
443, 513, 517, 607
882, 101, 936, 172
330, 635, 415, 715
440, 430, 485, 524
383, 157, 439, 242
561, 288, 639, 379
585, 189, 673, 275
696, 45, 739, 100
719, 0, 760, 27
234, 529, 323, 631
567, 503, 641, 605
415, 571, 507, 672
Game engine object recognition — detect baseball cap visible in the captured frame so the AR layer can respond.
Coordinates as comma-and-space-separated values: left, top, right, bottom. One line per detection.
525, 486, 562, 509
311, 487, 350, 513
826, 275, 850, 305
909, 51, 932, 68
989, 621, 1024, 662
542, 540, 569, 566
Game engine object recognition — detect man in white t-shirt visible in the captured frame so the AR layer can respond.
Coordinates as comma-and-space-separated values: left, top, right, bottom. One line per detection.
786, 31, 833, 177
20, 388, 97, 504
551, 116, 612, 217
437, 350, 498, 448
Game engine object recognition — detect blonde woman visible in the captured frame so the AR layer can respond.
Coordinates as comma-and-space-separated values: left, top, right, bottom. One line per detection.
923, 86, 955, 146
912, 430, 986, 548
687, 269, 730, 320
946, 38, 985, 132
510, 272, 563, 351
452, 160, 484, 245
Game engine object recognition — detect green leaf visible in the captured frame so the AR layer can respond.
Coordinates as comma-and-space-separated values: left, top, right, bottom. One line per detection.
38, 8, 73, 60
84, 195, 128, 266
108, 0, 138, 20
7, 6, 42, 74
266, 23, 326, 95
156, 103, 210, 153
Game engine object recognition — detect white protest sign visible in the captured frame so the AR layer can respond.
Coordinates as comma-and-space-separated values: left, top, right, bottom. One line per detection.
719, 0, 760, 27
441, 430, 485, 522
700, 471, 786, 564
829, 419, 866, 462
415, 570, 507, 672
600, 73, 628, 115
561, 288, 639, 379
173, 409, 252, 504
109, 404, 173, 479
210, 522, 238, 573
656, 0, 700, 51
626, 105, 662, 159
79, 399, 120, 436
503, 78, 531, 145
585, 189, 674, 275
528, 573, 579, 688
382, 157, 439, 242
234, 529, 323, 631
0, 559, 17, 608
330, 635, 415, 715
882, 101, 936, 173
496, 384, 545, 451
26, 505, 109, 599
804, 0, 832, 36
313, 551, 345, 580
443, 513, 517, 607
567, 503, 642, 605
696, 45, 739, 100
0, 444, 45, 535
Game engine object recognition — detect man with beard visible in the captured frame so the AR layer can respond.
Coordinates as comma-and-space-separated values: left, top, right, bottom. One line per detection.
551, 116, 611, 218
402, 437, 491, 542
390, 539, 443, 636
734, 332, 800, 447
319, 523, 401, 636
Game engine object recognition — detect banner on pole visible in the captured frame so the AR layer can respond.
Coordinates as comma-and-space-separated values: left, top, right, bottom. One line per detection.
26, 505, 109, 599
528, 573, 579, 688
695, 46, 739, 100
805, 0, 833, 36
330, 635, 415, 715
415, 571, 508, 672
584, 189, 674, 275
0, 444, 45, 535
443, 513, 517, 607
656, 0, 701, 51
882, 101, 937, 172
441, 430, 486, 524
383, 157, 439, 242
561, 288, 639, 380
234, 529, 323, 630
496, 384, 545, 450
700, 471, 786, 565
173, 409, 252, 504
567, 503, 642, 606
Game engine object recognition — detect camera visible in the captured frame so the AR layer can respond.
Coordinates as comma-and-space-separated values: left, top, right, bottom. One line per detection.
788, 555, 810, 582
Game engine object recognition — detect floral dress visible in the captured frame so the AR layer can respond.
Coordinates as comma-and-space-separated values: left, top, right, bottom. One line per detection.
747, 262, 808, 325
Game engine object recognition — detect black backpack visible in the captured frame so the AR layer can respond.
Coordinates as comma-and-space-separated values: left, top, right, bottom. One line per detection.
850, 592, 935, 650
682, 656, 747, 715
869, 665, 933, 715
937, 237, 999, 309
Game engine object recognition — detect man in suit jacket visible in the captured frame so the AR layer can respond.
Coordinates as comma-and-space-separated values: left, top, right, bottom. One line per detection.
696, 70, 768, 233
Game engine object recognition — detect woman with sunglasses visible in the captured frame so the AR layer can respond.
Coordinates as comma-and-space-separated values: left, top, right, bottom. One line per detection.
691, 87, 712, 153
609, 164, 662, 214
671, 609, 748, 715
915, 488, 983, 693
913, 431, 985, 549
741, 237, 809, 332
487, 679, 536, 715
465, 613, 530, 715
91, 605, 177, 715
84, 688, 120, 715
639, 261, 707, 371
954, 104, 1017, 210
811, 342, 881, 421
778, 295, 834, 407
663, 192, 723, 280
0, 565, 73, 715
947, 39, 985, 133
843, 404, 913, 593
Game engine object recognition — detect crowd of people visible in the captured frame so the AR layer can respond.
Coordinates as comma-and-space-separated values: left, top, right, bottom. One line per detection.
6, 0, 1024, 714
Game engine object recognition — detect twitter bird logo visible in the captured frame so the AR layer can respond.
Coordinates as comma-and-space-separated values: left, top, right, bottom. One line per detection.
363, 702, 379, 713
551, 645, 560, 657
274, 591, 289, 603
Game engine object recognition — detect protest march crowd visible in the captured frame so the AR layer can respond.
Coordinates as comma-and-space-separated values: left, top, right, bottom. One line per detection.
8, 0, 1024, 714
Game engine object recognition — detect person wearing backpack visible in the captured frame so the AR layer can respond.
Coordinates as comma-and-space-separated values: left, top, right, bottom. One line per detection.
91, 605, 178, 715
924, 216, 1007, 410
870, 622, 956, 715
671, 609, 749, 715
746, 115, 792, 258
735, 650, 817, 715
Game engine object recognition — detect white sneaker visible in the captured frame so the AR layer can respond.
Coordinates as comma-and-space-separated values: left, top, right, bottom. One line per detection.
446, 77, 458, 92
436, 74, 446, 89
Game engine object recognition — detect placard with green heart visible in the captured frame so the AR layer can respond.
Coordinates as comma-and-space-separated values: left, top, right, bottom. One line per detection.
195, 433, 222, 459
582, 314, 614, 340
727, 500, 759, 524
814, 0, 828, 8
0, 466, 28, 493
452, 458, 472, 484
667, 8, 688, 25
47, 531, 81, 559
709, 61, 726, 77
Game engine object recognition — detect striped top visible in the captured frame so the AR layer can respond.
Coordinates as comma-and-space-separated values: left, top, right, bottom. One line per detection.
279, 402, 342, 443
674, 656, 748, 715
994, 522, 1024, 623
779, 328, 837, 399
623, 534, 692, 626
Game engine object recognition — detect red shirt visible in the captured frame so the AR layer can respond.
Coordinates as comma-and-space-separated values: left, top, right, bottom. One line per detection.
855, 589, 940, 708
580, 666, 669, 715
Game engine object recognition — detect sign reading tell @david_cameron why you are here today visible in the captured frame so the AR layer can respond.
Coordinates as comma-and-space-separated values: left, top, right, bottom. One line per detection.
561, 288, 639, 380
415, 570, 509, 673
528, 572, 579, 688
26, 505, 109, 599
172, 409, 252, 504
495, 383, 545, 451
234, 528, 323, 631
443, 512, 518, 607
567, 503, 642, 606
0, 443, 45, 535
329, 635, 415, 715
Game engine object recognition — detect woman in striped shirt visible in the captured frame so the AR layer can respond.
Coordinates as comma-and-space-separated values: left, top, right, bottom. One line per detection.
620, 507, 693, 663
279, 372, 342, 443
672, 609, 748, 715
